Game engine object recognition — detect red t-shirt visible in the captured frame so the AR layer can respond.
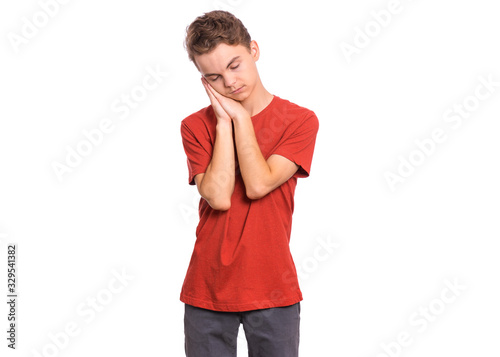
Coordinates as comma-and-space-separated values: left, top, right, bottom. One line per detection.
180, 95, 319, 312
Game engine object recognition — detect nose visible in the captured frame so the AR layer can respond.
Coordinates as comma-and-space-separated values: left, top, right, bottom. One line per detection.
223, 73, 237, 88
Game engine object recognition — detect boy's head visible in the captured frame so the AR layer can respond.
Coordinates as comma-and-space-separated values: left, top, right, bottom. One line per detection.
184, 10, 251, 64
184, 11, 263, 101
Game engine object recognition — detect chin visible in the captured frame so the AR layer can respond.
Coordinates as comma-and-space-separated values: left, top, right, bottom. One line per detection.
234, 88, 251, 101
232, 94, 247, 103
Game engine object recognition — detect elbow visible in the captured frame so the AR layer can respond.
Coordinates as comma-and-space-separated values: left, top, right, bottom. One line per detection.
246, 185, 268, 200
199, 185, 232, 211
208, 197, 231, 211
214, 201, 231, 211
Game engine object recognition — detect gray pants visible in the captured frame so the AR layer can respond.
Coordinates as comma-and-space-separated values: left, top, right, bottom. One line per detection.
184, 302, 300, 357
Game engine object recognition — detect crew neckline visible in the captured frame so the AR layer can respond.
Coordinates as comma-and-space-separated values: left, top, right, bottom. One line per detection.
251, 94, 277, 119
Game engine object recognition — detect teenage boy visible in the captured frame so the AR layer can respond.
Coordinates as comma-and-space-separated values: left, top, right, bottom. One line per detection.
180, 10, 319, 357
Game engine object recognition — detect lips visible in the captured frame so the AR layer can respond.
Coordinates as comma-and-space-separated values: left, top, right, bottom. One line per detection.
230, 86, 244, 94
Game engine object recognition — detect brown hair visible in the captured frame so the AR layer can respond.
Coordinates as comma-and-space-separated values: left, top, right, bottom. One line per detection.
184, 10, 252, 64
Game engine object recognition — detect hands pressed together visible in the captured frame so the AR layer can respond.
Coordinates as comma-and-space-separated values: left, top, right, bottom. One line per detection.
198, 76, 299, 206
201, 77, 248, 123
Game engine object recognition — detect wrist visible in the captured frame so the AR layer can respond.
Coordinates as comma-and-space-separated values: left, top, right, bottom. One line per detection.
216, 120, 233, 132
232, 111, 250, 125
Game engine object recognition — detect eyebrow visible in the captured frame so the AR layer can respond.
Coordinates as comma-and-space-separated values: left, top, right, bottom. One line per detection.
203, 56, 241, 78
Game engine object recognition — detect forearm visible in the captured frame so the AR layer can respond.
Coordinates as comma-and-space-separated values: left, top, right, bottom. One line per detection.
232, 113, 272, 199
198, 121, 235, 210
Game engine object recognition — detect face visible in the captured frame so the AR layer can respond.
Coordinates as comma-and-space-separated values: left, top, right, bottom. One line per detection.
194, 40, 260, 101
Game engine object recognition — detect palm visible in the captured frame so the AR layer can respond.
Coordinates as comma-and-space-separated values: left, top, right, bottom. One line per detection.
201, 78, 229, 122
201, 77, 245, 122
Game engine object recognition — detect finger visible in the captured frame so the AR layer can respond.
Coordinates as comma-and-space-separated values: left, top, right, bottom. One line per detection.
205, 84, 226, 113
201, 77, 216, 94
201, 79, 229, 119
202, 78, 222, 100
201, 78, 218, 103
201, 77, 210, 93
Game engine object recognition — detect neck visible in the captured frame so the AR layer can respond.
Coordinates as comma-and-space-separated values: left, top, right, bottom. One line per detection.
240, 79, 274, 117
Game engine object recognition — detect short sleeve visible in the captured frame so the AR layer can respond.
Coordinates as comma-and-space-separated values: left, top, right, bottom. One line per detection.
180, 121, 212, 185
272, 112, 319, 178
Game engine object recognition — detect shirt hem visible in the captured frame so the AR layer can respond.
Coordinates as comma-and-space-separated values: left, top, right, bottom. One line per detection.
180, 293, 303, 312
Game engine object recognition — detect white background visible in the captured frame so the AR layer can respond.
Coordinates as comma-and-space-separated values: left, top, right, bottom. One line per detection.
1, 0, 499, 356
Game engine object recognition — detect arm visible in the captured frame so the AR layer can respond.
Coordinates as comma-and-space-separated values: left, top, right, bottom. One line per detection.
231, 112, 299, 199
195, 78, 235, 210
194, 120, 235, 210
201, 80, 298, 200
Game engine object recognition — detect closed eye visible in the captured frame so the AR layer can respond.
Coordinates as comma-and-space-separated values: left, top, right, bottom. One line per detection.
208, 65, 240, 82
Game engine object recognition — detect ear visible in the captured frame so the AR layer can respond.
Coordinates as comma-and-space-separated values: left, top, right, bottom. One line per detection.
250, 40, 260, 61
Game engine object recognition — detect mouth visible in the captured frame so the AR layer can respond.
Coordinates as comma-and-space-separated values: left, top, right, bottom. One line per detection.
230, 86, 244, 94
